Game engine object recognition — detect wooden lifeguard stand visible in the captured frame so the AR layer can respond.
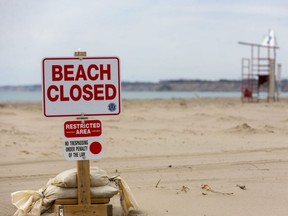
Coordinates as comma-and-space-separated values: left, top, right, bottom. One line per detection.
239, 30, 280, 102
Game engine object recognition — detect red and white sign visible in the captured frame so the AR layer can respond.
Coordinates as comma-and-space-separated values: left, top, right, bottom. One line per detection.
42, 57, 121, 117
64, 119, 104, 160
64, 119, 102, 138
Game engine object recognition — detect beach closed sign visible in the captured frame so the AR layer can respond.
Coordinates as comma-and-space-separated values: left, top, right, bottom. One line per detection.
64, 119, 104, 160
42, 57, 121, 117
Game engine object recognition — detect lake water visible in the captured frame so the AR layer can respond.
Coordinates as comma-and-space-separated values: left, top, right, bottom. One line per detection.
0, 90, 287, 102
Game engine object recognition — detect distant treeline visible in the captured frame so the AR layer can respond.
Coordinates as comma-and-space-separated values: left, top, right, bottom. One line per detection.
122, 79, 288, 92
121, 79, 241, 91
2, 79, 288, 92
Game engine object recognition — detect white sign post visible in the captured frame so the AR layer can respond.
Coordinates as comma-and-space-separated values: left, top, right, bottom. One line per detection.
42, 57, 121, 117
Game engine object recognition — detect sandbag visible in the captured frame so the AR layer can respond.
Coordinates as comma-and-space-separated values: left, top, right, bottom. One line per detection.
11, 167, 139, 216
112, 176, 139, 215
47, 166, 109, 188
11, 185, 118, 216
11, 190, 43, 216
42, 185, 118, 205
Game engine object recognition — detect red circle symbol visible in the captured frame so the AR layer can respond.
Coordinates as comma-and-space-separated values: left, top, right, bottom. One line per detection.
90, 142, 102, 154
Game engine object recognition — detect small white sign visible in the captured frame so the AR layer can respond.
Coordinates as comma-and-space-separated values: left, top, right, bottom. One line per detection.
64, 137, 104, 160
42, 57, 121, 117
63, 119, 104, 160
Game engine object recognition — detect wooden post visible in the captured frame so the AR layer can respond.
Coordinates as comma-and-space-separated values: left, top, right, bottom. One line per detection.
77, 160, 91, 205
74, 50, 91, 206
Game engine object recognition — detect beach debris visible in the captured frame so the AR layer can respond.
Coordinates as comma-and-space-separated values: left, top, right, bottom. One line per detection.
236, 184, 247, 190
201, 184, 233, 195
155, 179, 161, 188
201, 184, 212, 191
176, 185, 190, 194
181, 185, 190, 193
237, 123, 252, 130
228, 123, 257, 134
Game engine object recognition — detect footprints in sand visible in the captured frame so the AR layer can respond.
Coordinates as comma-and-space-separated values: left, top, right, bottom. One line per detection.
0, 127, 29, 136
227, 123, 276, 134
228, 123, 256, 133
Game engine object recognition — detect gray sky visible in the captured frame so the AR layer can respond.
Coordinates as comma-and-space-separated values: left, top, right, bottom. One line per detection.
0, 0, 287, 85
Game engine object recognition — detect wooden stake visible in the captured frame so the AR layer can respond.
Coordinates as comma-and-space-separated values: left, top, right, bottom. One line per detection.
77, 160, 91, 205
74, 50, 91, 206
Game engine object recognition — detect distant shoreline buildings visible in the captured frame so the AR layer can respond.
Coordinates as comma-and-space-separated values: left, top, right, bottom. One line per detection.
1, 79, 288, 92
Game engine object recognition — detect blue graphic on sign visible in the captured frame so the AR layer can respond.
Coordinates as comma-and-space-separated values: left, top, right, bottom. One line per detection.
108, 103, 117, 112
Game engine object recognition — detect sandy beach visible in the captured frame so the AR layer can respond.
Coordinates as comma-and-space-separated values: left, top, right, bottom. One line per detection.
1, 98, 288, 215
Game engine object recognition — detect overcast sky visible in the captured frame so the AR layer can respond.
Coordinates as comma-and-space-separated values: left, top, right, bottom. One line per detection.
0, 0, 287, 85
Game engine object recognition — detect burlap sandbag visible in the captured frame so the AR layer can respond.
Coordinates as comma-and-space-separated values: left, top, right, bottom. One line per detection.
47, 166, 109, 188
11, 185, 118, 216
112, 176, 139, 215
42, 184, 118, 206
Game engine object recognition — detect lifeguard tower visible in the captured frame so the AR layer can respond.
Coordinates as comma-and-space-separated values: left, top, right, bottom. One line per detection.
239, 29, 280, 102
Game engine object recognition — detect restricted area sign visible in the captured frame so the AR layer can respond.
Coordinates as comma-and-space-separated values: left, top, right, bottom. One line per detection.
42, 57, 121, 117
64, 119, 104, 160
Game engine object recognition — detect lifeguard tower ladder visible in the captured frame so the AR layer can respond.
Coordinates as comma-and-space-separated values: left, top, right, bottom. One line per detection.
238, 41, 279, 102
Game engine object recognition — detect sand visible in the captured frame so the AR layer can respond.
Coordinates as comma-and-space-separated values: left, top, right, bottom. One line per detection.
1, 98, 288, 215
